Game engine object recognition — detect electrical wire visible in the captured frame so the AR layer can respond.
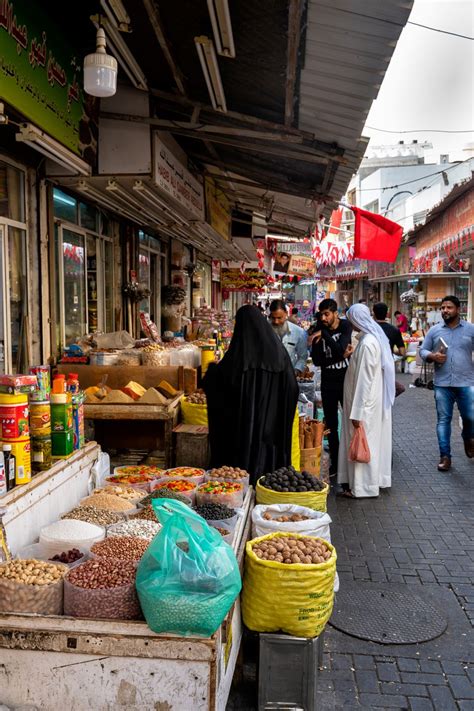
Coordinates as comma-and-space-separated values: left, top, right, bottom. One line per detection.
366, 126, 474, 134
355, 157, 473, 192
317, 4, 474, 41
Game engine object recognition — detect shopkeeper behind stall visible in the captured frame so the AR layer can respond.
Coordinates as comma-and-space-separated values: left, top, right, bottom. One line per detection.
203, 305, 299, 485
269, 299, 308, 374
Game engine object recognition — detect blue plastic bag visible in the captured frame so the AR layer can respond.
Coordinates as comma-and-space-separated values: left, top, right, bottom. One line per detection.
136, 499, 242, 636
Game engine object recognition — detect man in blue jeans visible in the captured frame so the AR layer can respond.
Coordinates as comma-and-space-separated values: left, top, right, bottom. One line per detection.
420, 295, 474, 471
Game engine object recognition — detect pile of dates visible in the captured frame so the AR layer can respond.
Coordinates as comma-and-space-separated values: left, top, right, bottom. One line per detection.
260, 466, 325, 492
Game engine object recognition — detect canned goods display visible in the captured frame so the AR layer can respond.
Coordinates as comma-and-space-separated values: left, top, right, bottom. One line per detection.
29, 365, 51, 402
0, 437, 32, 485
32, 435, 52, 472
29, 402, 51, 435
0, 394, 29, 439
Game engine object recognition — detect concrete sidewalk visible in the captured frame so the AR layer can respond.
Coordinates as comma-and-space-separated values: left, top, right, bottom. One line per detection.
228, 375, 474, 710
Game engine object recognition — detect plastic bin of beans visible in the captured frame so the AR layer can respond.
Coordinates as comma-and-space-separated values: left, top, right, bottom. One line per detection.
151, 479, 197, 505
209, 523, 234, 545
0, 559, 68, 615
64, 559, 141, 620
206, 467, 250, 491
194, 503, 238, 530
79, 493, 137, 516
61, 506, 124, 528
40, 519, 105, 558
159, 467, 206, 486
196, 480, 244, 509
16, 543, 88, 569
130, 504, 159, 523
107, 519, 161, 541
90, 536, 149, 564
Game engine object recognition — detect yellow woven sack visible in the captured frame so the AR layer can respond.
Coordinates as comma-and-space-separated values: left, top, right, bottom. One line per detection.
242, 532, 337, 638
181, 399, 208, 426
291, 410, 300, 470
256, 478, 329, 512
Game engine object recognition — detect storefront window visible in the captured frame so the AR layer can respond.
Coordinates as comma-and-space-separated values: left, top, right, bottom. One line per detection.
62, 229, 87, 345
0, 161, 25, 222
80, 202, 99, 232
8, 226, 27, 371
53, 189, 77, 223
103, 239, 114, 331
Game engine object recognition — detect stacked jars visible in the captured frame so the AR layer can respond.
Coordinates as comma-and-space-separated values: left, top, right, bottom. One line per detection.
29, 365, 52, 473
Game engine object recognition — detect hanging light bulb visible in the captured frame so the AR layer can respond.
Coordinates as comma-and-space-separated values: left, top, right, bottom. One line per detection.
84, 27, 117, 97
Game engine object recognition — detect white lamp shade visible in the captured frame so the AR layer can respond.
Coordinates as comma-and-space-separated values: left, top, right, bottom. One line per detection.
84, 28, 118, 98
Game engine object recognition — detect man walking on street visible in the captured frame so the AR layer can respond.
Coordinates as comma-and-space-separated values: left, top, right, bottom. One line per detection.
310, 298, 353, 477
269, 299, 308, 374
373, 302, 406, 356
420, 295, 474, 471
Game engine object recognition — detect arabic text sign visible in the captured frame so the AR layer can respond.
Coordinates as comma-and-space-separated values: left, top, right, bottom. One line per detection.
0, 0, 87, 156
221, 268, 266, 291
288, 254, 315, 276
154, 136, 205, 220
205, 176, 231, 241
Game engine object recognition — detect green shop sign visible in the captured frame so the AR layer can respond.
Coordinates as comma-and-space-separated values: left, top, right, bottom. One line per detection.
0, 0, 90, 156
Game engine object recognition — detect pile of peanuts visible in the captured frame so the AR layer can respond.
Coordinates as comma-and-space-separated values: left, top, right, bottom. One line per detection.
90, 536, 149, 561
67, 559, 136, 589
209, 466, 249, 480
252, 537, 332, 565
62, 506, 123, 527
0, 559, 66, 586
262, 512, 310, 522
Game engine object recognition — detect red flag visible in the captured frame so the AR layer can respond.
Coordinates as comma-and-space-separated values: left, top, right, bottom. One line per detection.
352, 206, 403, 263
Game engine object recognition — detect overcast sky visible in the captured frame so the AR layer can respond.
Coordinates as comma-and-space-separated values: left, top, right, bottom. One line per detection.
363, 0, 473, 161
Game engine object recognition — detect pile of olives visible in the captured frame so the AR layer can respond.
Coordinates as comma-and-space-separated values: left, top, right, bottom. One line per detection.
260, 466, 325, 492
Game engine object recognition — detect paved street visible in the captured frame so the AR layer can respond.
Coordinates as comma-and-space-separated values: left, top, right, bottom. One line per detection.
229, 374, 474, 710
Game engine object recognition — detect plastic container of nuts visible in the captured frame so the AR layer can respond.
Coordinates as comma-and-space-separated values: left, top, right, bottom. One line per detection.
0, 559, 68, 614
16, 543, 88, 570
64, 559, 141, 619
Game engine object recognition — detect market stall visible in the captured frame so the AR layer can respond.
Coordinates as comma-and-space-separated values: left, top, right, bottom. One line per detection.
0, 473, 253, 711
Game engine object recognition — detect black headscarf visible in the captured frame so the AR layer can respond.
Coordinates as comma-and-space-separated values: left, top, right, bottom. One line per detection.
203, 305, 299, 484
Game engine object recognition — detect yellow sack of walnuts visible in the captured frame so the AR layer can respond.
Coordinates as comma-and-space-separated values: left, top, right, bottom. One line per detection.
242, 532, 336, 638
291, 410, 300, 471
181, 398, 208, 426
256, 478, 329, 513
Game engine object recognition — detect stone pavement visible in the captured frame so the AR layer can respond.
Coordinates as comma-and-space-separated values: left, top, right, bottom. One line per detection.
228, 374, 474, 710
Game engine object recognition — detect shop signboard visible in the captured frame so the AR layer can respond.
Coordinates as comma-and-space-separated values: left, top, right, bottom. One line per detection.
211, 260, 221, 282
154, 136, 205, 220
0, 0, 90, 157
275, 241, 312, 255
221, 267, 266, 291
274, 251, 315, 276
205, 177, 231, 241
335, 259, 368, 279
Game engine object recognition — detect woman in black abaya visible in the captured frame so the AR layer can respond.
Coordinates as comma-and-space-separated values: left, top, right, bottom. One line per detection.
203, 305, 299, 485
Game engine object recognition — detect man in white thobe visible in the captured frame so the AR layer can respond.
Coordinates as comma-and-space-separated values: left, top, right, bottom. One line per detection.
337, 304, 395, 498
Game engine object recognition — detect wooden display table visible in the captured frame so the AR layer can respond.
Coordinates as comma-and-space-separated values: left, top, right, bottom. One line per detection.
56, 365, 197, 467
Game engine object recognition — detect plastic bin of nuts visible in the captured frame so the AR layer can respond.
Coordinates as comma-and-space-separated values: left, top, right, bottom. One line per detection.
64, 559, 142, 619
205, 466, 250, 492
0, 559, 68, 615
90, 536, 149, 564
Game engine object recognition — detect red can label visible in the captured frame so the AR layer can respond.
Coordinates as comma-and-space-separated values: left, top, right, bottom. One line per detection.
0, 403, 30, 438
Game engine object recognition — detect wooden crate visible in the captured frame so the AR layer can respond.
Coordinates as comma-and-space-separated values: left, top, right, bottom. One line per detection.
173, 424, 209, 468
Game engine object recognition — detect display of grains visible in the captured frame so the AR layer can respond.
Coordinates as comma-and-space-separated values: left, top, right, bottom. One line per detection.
208, 466, 249, 480
64, 559, 141, 619
0, 559, 68, 615
262, 512, 310, 522
107, 519, 161, 540
194, 503, 236, 520
90, 536, 149, 562
131, 505, 158, 522
260, 467, 326, 492
139, 488, 192, 507
92, 485, 144, 503
62, 506, 123, 527
50, 548, 84, 564
185, 390, 206, 404
251, 537, 331, 564
80, 493, 134, 512
40, 519, 105, 543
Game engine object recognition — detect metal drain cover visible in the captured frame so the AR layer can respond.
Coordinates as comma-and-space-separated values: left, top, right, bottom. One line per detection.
329, 585, 448, 644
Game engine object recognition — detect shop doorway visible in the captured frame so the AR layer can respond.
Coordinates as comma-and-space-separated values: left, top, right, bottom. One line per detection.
0, 221, 28, 373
